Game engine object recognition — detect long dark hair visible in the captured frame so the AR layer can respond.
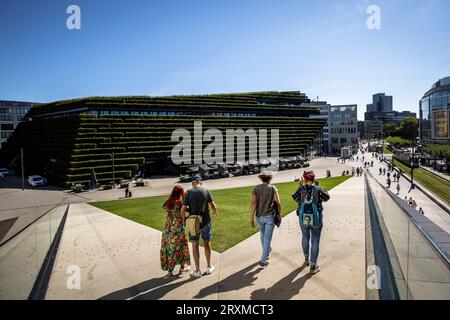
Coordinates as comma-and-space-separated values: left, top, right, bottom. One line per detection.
165, 185, 185, 210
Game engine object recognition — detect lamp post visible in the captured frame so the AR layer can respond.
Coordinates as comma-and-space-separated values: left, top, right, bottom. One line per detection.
21, 147, 25, 191
112, 151, 115, 186
410, 137, 418, 191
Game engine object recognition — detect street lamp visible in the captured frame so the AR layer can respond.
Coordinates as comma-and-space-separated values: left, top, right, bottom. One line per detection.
410, 137, 419, 191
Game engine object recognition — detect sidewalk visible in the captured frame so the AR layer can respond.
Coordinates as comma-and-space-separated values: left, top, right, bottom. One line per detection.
46, 176, 365, 300
351, 151, 450, 235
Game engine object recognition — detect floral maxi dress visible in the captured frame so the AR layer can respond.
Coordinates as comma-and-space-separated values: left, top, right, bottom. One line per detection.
160, 203, 191, 272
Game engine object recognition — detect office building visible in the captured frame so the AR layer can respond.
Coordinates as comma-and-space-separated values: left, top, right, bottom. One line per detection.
365, 120, 384, 137
305, 101, 331, 154
420, 76, 450, 144
0, 100, 37, 149
328, 104, 358, 154
0, 91, 325, 187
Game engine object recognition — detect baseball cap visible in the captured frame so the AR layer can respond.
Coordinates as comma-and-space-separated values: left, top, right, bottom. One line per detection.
192, 174, 202, 182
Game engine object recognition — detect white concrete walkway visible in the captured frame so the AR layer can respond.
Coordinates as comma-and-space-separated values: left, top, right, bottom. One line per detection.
356, 151, 450, 234
46, 176, 365, 300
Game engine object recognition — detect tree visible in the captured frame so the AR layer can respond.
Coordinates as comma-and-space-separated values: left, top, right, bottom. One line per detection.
383, 122, 397, 138
398, 116, 419, 141
386, 136, 410, 147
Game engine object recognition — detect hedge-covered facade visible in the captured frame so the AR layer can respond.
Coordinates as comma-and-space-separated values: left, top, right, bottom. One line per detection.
0, 92, 326, 188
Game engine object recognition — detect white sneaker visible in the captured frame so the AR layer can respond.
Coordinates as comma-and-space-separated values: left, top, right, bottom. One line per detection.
181, 265, 191, 272
206, 266, 215, 275
190, 270, 202, 278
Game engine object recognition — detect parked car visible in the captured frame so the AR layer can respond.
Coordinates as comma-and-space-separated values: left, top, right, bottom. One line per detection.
0, 168, 9, 176
71, 183, 87, 193
28, 175, 47, 187
134, 178, 145, 187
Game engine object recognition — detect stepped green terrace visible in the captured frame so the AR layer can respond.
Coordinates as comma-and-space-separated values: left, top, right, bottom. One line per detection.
0, 91, 326, 188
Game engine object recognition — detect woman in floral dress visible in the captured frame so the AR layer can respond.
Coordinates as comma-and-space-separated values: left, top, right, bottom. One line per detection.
160, 185, 191, 276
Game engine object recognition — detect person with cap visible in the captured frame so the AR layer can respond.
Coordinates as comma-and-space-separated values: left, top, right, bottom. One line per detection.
292, 171, 330, 274
180, 174, 218, 278
250, 171, 282, 269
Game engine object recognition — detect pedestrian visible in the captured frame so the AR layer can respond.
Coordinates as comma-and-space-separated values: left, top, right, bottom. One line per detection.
180, 175, 219, 278
160, 185, 191, 276
393, 172, 397, 181
419, 207, 424, 215
408, 197, 413, 207
125, 186, 129, 198
396, 183, 400, 195
404, 196, 408, 203
379, 168, 382, 175
411, 200, 418, 210
356, 167, 360, 176
292, 171, 330, 275
383, 168, 386, 175
250, 172, 281, 269
387, 178, 391, 188
387, 172, 390, 179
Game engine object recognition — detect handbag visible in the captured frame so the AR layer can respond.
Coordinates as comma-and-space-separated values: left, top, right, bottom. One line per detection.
185, 188, 208, 236
185, 214, 203, 237
271, 186, 282, 228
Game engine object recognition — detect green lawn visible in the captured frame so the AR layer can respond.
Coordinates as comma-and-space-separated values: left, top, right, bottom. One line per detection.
90, 176, 351, 252
393, 159, 450, 205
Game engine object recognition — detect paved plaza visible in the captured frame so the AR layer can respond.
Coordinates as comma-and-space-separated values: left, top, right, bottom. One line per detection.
46, 175, 365, 300
1, 154, 449, 300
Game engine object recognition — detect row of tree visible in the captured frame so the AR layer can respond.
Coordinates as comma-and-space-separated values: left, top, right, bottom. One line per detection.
383, 116, 419, 140
424, 144, 450, 160
385, 136, 411, 147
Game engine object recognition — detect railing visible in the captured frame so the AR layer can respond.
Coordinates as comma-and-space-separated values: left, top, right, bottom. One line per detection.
0, 202, 69, 300
364, 172, 450, 299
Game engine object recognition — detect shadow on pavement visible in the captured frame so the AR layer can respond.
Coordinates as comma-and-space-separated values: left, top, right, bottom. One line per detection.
250, 265, 311, 300
194, 262, 262, 299
99, 274, 195, 300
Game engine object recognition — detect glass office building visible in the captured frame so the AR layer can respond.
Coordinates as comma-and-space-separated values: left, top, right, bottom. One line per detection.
0, 101, 36, 149
420, 77, 450, 143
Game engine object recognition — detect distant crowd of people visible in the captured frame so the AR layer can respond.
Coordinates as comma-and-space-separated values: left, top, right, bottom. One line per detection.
359, 148, 425, 216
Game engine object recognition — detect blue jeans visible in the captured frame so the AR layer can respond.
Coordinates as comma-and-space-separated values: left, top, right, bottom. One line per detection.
299, 222, 323, 265
257, 215, 275, 264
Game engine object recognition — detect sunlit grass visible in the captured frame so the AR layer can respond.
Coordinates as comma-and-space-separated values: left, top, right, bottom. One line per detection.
91, 176, 351, 252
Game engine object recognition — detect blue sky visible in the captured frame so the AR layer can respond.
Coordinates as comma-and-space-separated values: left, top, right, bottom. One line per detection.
1, 0, 449, 120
